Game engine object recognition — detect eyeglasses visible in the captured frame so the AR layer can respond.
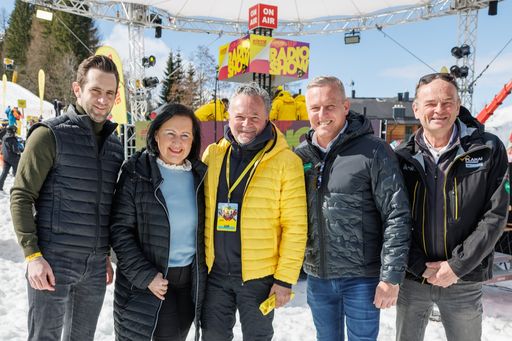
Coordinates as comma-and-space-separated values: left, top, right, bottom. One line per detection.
416, 73, 459, 92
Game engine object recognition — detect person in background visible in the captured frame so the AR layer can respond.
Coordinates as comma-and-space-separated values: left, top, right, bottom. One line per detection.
4, 105, 12, 119
294, 91, 309, 120
294, 76, 411, 341
394, 72, 508, 341
269, 86, 298, 120
10, 55, 124, 340
110, 103, 207, 341
201, 82, 307, 340
195, 98, 229, 121
0, 125, 21, 192
7, 106, 18, 127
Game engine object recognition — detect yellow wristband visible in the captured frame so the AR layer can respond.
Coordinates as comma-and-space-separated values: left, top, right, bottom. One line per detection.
25, 252, 42, 262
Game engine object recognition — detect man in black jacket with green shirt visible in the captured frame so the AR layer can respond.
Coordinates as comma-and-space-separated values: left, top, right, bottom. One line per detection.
10, 55, 124, 340
395, 73, 509, 341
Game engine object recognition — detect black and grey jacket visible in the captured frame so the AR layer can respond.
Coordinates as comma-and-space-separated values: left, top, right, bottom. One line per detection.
110, 150, 207, 341
395, 108, 508, 282
295, 112, 411, 284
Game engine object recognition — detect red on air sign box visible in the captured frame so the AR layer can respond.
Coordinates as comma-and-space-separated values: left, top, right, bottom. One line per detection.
248, 4, 278, 30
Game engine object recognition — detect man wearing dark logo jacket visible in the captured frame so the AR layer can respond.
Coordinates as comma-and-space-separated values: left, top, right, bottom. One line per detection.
295, 76, 411, 341
394, 72, 508, 341
10, 55, 124, 340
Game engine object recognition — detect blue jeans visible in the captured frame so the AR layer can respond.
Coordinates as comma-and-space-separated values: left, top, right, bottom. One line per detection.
307, 275, 380, 341
27, 248, 107, 341
396, 278, 482, 341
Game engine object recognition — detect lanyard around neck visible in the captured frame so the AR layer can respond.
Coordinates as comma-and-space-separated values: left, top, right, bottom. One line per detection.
225, 146, 266, 202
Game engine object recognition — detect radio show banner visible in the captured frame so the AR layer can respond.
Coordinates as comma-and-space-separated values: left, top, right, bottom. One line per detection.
218, 34, 310, 85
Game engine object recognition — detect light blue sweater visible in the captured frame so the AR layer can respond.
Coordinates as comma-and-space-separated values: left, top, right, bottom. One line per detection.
157, 163, 197, 267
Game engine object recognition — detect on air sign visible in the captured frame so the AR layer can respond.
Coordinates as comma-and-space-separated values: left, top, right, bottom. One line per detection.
248, 4, 278, 30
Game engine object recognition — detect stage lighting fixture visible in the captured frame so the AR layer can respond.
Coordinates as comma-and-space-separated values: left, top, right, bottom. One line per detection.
488, 1, 498, 15
344, 30, 360, 45
450, 65, 469, 78
143, 77, 159, 88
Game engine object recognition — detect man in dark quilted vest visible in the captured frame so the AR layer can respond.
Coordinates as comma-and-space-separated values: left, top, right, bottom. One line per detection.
10, 55, 124, 340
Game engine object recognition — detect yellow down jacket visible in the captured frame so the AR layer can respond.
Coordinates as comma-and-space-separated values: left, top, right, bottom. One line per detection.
202, 124, 307, 284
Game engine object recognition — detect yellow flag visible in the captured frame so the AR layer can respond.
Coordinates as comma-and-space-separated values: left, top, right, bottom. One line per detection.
38, 69, 45, 116
95, 46, 128, 124
2, 74, 6, 110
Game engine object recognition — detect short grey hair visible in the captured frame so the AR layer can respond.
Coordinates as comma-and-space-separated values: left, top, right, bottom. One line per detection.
307, 76, 346, 99
229, 82, 271, 115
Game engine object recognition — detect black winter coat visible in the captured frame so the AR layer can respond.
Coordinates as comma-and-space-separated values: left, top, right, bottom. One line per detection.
110, 150, 207, 341
294, 112, 411, 284
395, 109, 509, 282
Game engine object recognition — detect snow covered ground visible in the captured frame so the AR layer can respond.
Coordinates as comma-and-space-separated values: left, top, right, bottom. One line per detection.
1, 173, 512, 340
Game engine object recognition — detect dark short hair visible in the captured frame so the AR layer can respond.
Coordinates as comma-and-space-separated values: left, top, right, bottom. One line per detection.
415, 73, 459, 100
76, 55, 120, 91
146, 103, 202, 161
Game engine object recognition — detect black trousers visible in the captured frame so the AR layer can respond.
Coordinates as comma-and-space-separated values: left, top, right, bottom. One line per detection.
0, 160, 17, 190
153, 265, 195, 341
201, 273, 274, 341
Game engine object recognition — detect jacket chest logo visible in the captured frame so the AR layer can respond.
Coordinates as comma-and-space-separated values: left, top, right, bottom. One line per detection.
461, 155, 483, 169
402, 164, 415, 172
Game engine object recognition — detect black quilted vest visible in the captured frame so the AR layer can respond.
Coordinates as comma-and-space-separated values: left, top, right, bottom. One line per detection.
32, 108, 124, 254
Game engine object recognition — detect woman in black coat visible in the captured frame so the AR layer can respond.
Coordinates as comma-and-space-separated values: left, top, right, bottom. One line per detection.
110, 103, 207, 341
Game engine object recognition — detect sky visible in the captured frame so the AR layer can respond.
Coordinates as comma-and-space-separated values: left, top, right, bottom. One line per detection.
1, 0, 512, 115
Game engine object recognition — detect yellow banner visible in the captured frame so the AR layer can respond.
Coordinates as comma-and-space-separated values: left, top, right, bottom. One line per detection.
2, 74, 6, 110
38, 69, 45, 116
135, 120, 151, 150
95, 46, 128, 124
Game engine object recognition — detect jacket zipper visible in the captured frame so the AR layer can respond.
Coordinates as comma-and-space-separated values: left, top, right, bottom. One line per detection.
93, 135, 103, 254
411, 181, 419, 219
193, 171, 207, 340
453, 177, 459, 220
421, 187, 428, 257
316, 158, 328, 278
150, 179, 169, 339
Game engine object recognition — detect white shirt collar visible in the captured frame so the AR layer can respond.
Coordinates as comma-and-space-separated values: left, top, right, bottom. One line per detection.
422, 125, 458, 164
157, 158, 192, 171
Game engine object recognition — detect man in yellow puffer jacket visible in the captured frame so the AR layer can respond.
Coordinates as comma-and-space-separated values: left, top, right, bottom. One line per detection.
269, 89, 298, 120
194, 98, 229, 121
201, 82, 307, 340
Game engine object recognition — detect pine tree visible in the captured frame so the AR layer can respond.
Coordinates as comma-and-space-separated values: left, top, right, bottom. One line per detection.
159, 50, 176, 104
168, 51, 185, 104
51, 9, 99, 62
182, 63, 198, 109
2, 0, 34, 75
22, 17, 77, 105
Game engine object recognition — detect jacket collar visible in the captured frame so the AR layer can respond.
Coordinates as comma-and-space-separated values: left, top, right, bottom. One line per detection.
66, 104, 118, 137
305, 110, 374, 152
128, 150, 207, 189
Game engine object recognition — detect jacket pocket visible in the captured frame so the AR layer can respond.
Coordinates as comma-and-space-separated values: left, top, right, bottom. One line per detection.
51, 190, 62, 233
450, 177, 460, 222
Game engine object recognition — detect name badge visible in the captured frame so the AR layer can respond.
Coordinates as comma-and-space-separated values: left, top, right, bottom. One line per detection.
216, 202, 238, 232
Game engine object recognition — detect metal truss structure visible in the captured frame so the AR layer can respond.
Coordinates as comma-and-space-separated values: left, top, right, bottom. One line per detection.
20, 0, 498, 154
452, 0, 487, 112
24, 0, 466, 37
